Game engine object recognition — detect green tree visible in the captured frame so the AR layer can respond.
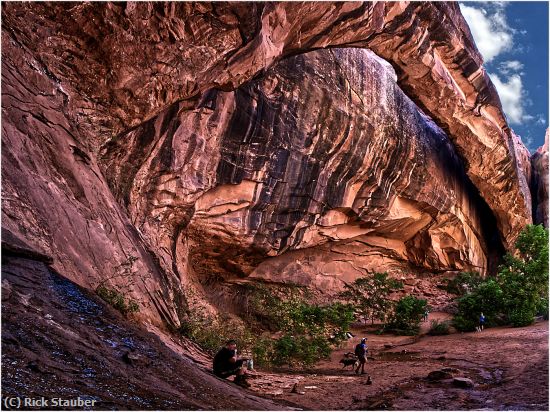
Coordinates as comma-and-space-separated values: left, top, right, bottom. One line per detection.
244, 285, 355, 367
452, 225, 549, 330
498, 224, 549, 326
445, 271, 483, 295
385, 295, 427, 335
452, 279, 504, 331
340, 272, 403, 324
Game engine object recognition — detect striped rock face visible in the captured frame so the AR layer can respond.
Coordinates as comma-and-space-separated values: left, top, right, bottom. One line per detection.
2, 2, 539, 325
532, 130, 549, 228
101, 49, 504, 296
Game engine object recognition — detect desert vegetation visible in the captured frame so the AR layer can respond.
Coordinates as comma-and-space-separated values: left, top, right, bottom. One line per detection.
453, 224, 549, 330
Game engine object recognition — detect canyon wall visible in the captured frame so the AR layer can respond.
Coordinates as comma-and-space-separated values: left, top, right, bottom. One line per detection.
101, 49, 503, 302
532, 130, 549, 228
1, 2, 541, 328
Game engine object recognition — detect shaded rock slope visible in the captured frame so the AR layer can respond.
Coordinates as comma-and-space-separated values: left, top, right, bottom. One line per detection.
1, 0, 546, 393
1, 243, 287, 410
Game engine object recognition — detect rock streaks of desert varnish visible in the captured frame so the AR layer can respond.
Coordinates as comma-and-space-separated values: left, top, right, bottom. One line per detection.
1, 2, 545, 329
102, 49, 506, 300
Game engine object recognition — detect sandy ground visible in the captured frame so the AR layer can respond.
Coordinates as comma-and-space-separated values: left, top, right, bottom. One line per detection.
2, 253, 548, 410
247, 316, 548, 410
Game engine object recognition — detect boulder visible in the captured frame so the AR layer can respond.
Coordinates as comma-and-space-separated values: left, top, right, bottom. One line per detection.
453, 377, 475, 388
427, 370, 454, 381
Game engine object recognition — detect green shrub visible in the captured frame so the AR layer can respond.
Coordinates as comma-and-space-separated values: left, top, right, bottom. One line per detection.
444, 272, 483, 295
497, 225, 548, 326
385, 295, 427, 335
252, 336, 275, 366
266, 334, 332, 367
508, 304, 537, 327
260, 299, 353, 367
452, 225, 549, 330
452, 293, 480, 332
452, 279, 503, 332
179, 312, 254, 356
428, 319, 451, 335
181, 286, 354, 368
340, 272, 403, 324
96, 285, 139, 315
536, 297, 549, 320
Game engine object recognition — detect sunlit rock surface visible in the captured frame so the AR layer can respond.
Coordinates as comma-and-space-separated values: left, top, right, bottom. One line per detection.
532, 130, 549, 227
1, 1, 537, 324
101, 49, 504, 297
2, 2, 531, 248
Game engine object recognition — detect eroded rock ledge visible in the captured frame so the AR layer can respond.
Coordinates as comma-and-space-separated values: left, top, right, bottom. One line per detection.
1, 1, 537, 327
102, 48, 504, 298
2, 1, 531, 246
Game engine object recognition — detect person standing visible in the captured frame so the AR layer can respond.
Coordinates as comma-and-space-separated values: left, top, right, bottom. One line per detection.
354, 338, 368, 375
478, 312, 486, 332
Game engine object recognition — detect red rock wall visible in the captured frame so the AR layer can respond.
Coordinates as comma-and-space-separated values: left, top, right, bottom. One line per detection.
532, 130, 549, 228
2, 2, 531, 243
100, 49, 506, 300
1, 2, 536, 325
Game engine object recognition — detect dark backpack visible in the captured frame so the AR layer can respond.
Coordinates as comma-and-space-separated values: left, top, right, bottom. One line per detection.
355, 343, 366, 357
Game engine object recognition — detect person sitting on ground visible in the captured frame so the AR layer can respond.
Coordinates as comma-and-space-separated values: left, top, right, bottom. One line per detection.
213, 339, 250, 387
477, 312, 486, 332
354, 337, 369, 375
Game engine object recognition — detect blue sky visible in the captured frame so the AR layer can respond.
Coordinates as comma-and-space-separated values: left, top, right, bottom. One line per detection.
460, 1, 548, 152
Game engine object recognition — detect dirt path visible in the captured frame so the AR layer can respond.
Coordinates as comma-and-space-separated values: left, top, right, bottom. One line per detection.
247, 318, 548, 410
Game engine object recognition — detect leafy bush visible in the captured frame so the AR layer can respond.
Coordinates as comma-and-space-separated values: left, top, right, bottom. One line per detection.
508, 305, 537, 327
497, 225, 548, 326
179, 312, 255, 356
536, 297, 549, 320
452, 279, 503, 331
453, 224, 549, 330
444, 272, 483, 295
181, 285, 354, 368
96, 285, 139, 315
428, 320, 451, 335
261, 299, 354, 367
270, 334, 332, 367
340, 272, 403, 324
251, 336, 274, 366
385, 295, 427, 335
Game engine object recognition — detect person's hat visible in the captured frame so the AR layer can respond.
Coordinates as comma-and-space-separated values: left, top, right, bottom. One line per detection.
361, 337, 367, 342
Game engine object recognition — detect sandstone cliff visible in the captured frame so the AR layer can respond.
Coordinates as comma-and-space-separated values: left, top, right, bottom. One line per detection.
532, 130, 549, 227
100, 48, 505, 302
1, 2, 540, 329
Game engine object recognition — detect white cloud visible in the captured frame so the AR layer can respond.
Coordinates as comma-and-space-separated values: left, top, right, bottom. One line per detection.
489, 73, 526, 124
459, 3, 514, 62
460, 3, 543, 133
498, 60, 524, 75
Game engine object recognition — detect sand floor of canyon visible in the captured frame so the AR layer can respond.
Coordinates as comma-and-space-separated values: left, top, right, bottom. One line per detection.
249, 318, 549, 410
2, 257, 548, 410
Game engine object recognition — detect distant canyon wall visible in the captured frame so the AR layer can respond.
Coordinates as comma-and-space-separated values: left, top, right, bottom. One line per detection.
532, 130, 549, 228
